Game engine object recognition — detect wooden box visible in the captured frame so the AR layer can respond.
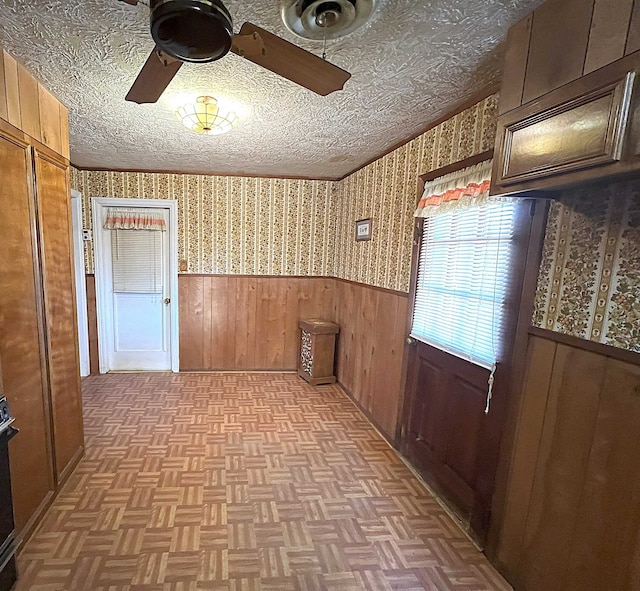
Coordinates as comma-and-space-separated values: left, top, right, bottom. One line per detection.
297, 319, 339, 386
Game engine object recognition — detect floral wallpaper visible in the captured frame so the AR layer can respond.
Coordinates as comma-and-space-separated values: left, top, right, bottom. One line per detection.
71, 169, 336, 276
71, 93, 499, 290
332, 94, 499, 292
533, 179, 640, 353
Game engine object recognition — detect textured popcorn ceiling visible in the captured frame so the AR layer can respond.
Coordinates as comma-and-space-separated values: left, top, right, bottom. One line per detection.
0, 0, 541, 178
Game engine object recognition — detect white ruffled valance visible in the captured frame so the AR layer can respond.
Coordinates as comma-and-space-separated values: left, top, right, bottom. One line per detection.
415, 160, 494, 218
103, 208, 167, 231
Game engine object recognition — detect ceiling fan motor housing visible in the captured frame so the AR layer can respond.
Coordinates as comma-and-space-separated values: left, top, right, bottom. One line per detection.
150, 0, 233, 63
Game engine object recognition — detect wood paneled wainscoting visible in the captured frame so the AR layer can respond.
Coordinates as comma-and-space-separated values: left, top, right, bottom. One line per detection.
86, 275, 409, 441
332, 280, 408, 441
495, 327, 640, 591
178, 276, 335, 371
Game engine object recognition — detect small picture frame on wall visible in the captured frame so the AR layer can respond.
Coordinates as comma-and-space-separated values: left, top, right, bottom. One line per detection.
355, 218, 372, 241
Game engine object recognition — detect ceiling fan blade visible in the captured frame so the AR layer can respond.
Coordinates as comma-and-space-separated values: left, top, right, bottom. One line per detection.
231, 22, 351, 96
125, 47, 183, 104
118, 0, 139, 4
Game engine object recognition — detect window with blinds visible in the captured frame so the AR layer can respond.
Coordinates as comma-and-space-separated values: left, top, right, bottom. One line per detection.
111, 229, 163, 293
411, 200, 518, 369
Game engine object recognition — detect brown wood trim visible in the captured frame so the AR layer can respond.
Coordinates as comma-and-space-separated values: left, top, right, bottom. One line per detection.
485, 198, 549, 565
0, 116, 27, 144
419, 149, 494, 183
72, 164, 338, 183
528, 326, 640, 365
57, 445, 84, 488
31, 139, 69, 167
337, 84, 500, 181
177, 274, 329, 279
173, 274, 409, 298
15, 489, 55, 551
333, 277, 408, 298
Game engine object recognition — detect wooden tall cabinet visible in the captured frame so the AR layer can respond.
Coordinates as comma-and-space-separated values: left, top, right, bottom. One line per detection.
0, 48, 83, 544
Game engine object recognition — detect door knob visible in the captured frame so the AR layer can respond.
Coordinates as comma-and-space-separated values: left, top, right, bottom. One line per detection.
164, 298, 171, 305
406, 336, 417, 346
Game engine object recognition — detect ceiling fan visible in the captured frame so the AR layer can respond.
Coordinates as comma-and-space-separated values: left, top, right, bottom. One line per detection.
119, 0, 352, 104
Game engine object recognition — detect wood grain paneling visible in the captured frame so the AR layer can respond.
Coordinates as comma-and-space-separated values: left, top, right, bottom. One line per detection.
626, 0, 640, 55
34, 149, 84, 483
498, 332, 640, 590
0, 129, 54, 538
17, 63, 40, 142
38, 85, 62, 156
0, 46, 7, 122
496, 335, 556, 577
523, 0, 595, 104
566, 358, 640, 590
58, 103, 69, 160
334, 280, 408, 440
498, 14, 533, 115
178, 276, 335, 372
85, 276, 99, 374
584, 0, 634, 74
3, 52, 21, 129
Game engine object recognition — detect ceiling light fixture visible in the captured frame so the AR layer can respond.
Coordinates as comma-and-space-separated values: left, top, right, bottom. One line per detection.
176, 96, 238, 135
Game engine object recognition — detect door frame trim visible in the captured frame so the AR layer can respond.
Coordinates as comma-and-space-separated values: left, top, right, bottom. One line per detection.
70, 190, 90, 377
92, 197, 179, 373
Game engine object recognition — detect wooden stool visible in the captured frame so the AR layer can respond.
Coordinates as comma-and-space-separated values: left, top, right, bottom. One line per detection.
298, 319, 339, 386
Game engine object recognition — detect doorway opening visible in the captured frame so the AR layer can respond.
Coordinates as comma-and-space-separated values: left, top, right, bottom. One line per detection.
92, 198, 179, 372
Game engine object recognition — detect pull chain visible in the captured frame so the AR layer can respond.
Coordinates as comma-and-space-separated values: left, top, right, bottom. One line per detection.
485, 362, 497, 415
322, 25, 327, 60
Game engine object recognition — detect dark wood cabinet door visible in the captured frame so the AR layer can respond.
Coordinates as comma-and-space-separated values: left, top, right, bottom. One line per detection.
0, 128, 55, 538
34, 148, 84, 483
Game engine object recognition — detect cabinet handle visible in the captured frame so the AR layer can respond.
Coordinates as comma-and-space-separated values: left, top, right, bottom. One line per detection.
164, 298, 171, 305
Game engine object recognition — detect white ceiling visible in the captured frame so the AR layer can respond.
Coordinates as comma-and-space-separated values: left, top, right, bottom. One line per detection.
0, 0, 542, 179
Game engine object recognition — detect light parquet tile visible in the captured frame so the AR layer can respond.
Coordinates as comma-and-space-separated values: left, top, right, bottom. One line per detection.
15, 373, 511, 591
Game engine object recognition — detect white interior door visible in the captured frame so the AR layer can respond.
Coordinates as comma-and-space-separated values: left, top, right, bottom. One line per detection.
95, 202, 175, 371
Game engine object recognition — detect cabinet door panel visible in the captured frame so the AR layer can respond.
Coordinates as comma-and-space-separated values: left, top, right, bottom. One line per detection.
0, 130, 54, 536
34, 149, 84, 482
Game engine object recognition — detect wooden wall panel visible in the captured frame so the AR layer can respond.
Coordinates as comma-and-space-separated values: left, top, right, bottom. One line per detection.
519, 344, 605, 591
626, 0, 640, 55
58, 103, 70, 160
334, 280, 409, 440
17, 63, 40, 142
85, 276, 99, 374
497, 332, 640, 590
498, 14, 533, 115
565, 358, 640, 589
0, 48, 7, 121
38, 85, 62, 156
34, 150, 84, 482
496, 335, 556, 577
522, 0, 595, 104
3, 53, 21, 129
0, 129, 54, 538
178, 276, 335, 371
584, 0, 634, 74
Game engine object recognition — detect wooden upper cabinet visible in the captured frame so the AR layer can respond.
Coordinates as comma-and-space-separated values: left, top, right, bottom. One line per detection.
0, 47, 69, 158
492, 0, 640, 194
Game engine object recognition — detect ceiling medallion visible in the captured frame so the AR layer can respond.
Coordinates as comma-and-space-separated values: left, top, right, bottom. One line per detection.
176, 96, 238, 135
280, 0, 378, 41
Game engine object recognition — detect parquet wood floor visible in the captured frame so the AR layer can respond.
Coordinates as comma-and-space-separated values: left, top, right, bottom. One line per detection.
15, 372, 511, 591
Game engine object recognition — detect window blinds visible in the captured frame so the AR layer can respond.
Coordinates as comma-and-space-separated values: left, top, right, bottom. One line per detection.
411, 199, 518, 369
111, 229, 163, 293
